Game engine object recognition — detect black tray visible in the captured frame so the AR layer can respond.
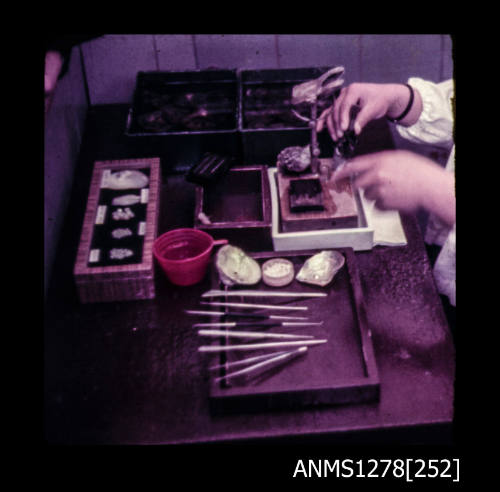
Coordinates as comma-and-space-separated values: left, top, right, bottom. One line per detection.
239, 67, 336, 165
125, 70, 242, 169
206, 248, 380, 414
126, 70, 239, 135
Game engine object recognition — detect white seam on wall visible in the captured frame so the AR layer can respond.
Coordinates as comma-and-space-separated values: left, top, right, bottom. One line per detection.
152, 35, 160, 70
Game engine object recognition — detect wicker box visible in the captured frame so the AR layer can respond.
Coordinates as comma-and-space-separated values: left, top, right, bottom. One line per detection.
74, 158, 161, 303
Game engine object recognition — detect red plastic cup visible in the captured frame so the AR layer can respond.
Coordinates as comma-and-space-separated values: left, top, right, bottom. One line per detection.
153, 228, 228, 286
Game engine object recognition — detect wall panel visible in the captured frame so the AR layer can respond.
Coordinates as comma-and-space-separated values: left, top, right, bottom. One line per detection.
194, 34, 278, 70
277, 34, 361, 83
82, 35, 157, 105
155, 35, 197, 71
360, 34, 443, 83
81, 34, 453, 105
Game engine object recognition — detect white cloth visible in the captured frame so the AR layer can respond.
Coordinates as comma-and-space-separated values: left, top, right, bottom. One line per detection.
359, 189, 407, 246
397, 77, 456, 306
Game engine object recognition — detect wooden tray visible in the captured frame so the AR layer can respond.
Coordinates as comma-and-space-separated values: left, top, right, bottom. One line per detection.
276, 166, 359, 232
206, 248, 379, 414
74, 158, 161, 303
194, 165, 272, 251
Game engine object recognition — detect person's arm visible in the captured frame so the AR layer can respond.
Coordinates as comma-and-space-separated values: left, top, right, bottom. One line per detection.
44, 35, 102, 114
386, 83, 423, 127
333, 150, 455, 227
396, 78, 454, 148
418, 165, 455, 226
317, 82, 423, 141
44, 50, 64, 113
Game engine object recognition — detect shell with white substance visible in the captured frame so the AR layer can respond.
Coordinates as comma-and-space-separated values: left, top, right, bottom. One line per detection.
261, 258, 294, 287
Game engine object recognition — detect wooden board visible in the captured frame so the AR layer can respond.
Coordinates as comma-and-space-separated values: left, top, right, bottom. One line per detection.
206, 248, 380, 414
276, 159, 359, 232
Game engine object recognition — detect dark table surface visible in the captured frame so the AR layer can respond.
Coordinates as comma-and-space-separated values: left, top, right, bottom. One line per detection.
44, 105, 455, 445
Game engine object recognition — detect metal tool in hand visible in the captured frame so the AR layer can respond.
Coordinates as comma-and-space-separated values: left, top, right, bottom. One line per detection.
290, 66, 345, 174
332, 104, 361, 174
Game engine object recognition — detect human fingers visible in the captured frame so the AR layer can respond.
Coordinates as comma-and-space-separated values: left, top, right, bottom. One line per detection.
364, 185, 392, 211
351, 168, 380, 190
362, 184, 384, 203
332, 155, 378, 183
325, 110, 338, 141
331, 87, 347, 140
351, 103, 380, 135
316, 107, 331, 133
317, 107, 338, 141
338, 89, 361, 135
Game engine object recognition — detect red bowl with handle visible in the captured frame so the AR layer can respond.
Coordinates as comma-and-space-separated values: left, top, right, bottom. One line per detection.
153, 228, 228, 286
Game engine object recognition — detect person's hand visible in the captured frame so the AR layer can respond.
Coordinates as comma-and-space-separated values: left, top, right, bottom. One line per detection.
333, 150, 455, 226
317, 82, 421, 141
45, 50, 64, 114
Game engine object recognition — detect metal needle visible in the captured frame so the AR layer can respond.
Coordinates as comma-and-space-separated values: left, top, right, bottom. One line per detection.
202, 289, 327, 298
184, 310, 309, 321
198, 339, 327, 352
197, 329, 315, 340
200, 301, 308, 311
214, 347, 308, 383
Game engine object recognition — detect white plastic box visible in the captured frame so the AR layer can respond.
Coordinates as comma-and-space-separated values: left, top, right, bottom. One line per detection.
267, 167, 375, 251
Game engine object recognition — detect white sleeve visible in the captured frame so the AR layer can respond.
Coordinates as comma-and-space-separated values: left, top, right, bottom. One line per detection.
397, 78, 455, 149
432, 223, 456, 307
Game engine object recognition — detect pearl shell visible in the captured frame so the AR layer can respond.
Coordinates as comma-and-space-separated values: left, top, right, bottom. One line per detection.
296, 250, 345, 287
215, 245, 261, 286
102, 170, 149, 190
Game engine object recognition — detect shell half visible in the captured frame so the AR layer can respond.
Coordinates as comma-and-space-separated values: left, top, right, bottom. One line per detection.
102, 170, 149, 190
215, 245, 262, 286
296, 250, 345, 287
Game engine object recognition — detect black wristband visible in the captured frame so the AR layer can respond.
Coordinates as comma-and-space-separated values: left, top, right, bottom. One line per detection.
387, 84, 414, 123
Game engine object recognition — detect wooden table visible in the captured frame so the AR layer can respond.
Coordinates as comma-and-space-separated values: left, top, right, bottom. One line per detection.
44, 105, 455, 446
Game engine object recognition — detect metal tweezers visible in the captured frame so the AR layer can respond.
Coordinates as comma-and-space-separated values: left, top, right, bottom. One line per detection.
334, 105, 360, 164
211, 346, 309, 383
